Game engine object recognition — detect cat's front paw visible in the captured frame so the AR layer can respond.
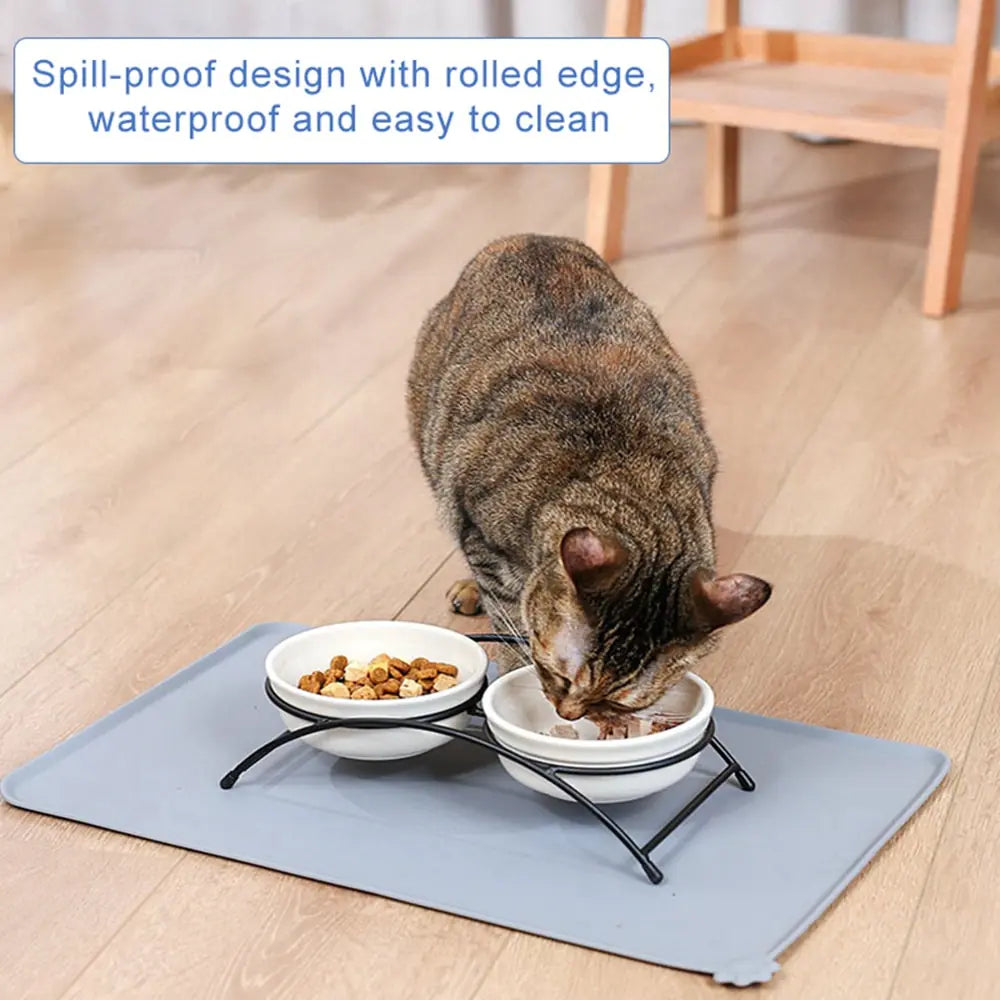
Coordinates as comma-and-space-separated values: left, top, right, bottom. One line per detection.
446, 578, 482, 616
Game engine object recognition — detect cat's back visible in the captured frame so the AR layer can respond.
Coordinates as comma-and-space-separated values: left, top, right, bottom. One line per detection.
433, 233, 636, 349
408, 234, 700, 443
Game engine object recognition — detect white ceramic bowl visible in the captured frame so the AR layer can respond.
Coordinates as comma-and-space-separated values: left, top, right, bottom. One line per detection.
265, 621, 488, 761
481, 666, 714, 803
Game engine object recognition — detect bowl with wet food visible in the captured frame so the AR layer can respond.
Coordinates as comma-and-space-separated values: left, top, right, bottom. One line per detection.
481, 665, 714, 803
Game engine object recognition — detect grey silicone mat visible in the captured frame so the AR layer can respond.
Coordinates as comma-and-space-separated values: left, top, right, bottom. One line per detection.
1, 623, 949, 987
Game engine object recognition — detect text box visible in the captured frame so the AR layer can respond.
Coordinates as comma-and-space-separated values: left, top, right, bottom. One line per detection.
14, 36, 671, 164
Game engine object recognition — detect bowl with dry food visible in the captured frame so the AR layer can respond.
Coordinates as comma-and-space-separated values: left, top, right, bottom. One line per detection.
264, 621, 488, 761
481, 666, 714, 803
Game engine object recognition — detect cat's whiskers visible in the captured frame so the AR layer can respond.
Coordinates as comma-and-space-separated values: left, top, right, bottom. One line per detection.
478, 585, 533, 669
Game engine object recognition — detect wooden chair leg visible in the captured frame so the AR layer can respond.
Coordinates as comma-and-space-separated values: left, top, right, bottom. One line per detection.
705, 0, 741, 217
585, 0, 644, 261
586, 164, 630, 261
706, 125, 739, 217
922, 0, 995, 317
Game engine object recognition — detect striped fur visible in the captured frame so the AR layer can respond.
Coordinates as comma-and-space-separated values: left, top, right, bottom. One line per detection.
407, 235, 770, 721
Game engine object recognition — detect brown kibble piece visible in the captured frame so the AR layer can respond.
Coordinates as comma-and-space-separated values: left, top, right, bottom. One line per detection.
321, 681, 351, 699
388, 657, 409, 673
344, 663, 369, 683
399, 678, 423, 698
369, 663, 390, 684
328, 654, 348, 675
351, 685, 377, 700
382, 678, 401, 695
432, 674, 458, 692
435, 662, 459, 677
410, 657, 429, 671
415, 665, 439, 680
419, 677, 436, 691
298, 672, 324, 694
388, 665, 404, 680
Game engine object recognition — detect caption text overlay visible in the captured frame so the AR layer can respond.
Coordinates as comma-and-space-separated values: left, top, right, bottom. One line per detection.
14, 37, 671, 164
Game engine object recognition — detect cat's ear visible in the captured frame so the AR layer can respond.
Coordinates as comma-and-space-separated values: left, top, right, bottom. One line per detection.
690, 569, 772, 630
560, 528, 627, 594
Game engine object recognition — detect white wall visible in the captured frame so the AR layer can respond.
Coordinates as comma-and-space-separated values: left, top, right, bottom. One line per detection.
0, 0, 987, 92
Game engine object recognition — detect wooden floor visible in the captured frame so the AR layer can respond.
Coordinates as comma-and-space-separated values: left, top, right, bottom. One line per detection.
2, 92, 1000, 997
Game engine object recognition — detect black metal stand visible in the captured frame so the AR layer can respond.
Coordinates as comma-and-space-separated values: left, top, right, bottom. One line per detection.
220, 633, 755, 884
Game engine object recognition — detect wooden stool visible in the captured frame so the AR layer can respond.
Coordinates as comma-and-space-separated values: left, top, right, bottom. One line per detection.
586, 0, 1000, 317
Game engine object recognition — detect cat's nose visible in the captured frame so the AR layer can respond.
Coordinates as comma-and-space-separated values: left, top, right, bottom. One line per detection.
555, 692, 590, 721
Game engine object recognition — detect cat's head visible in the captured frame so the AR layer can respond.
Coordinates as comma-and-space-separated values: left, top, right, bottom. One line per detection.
522, 527, 772, 720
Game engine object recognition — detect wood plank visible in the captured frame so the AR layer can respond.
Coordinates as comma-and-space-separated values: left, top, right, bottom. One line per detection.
668, 33, 726, 74
888, 654, 1000, 1000
0, 836, 178, 1000
735, 28, 1000, 78
61, 854, 507, 1000
672, 60, 946, 149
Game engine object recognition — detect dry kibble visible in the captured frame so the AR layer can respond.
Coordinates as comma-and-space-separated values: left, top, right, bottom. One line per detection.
344, 662, 369, 683
321, 681, 351, 699
298, 672, 325, 694
300, 652, 460, 702
399, 678, 423, 698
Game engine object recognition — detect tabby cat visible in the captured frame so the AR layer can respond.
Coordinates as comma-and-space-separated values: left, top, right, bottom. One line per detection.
406, 235, 771, 722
